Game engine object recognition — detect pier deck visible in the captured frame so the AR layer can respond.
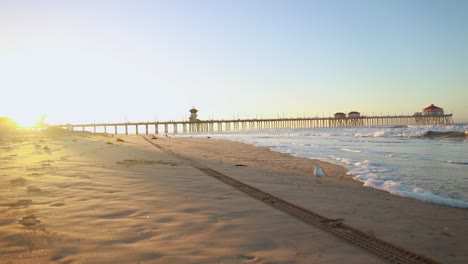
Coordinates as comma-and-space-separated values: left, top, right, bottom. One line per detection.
53, 114, 454, 135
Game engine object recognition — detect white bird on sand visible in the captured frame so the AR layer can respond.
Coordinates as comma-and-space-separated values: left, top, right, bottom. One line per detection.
314, 165, 326, 184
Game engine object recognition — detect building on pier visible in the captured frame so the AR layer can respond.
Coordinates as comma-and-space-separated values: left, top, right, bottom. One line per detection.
189, 107, 199, 122
423, 104, 444, 116
333, 112, 347, 126
348, 111, 361, 118
54, 105, 454, 135
334, 112, 346, 118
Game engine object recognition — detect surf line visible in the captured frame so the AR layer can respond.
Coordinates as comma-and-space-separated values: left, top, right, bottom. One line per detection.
142, 136, 438, 264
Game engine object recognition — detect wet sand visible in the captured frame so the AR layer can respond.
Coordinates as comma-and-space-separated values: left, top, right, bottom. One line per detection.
0, 132, 467, 263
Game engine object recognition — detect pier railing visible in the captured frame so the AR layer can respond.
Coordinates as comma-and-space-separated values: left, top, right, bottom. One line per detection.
52, 114, 454, 135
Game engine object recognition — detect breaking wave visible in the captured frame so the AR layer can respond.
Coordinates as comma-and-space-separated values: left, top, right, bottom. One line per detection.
419, 131, 467, 139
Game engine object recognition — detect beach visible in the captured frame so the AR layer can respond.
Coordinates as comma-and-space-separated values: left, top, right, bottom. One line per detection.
1, 131, 467, 263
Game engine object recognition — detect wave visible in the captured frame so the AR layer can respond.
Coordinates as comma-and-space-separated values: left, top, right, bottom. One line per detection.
445, 160, 468, 165
358, 178, 468, 208
341, 148, 361, 153
194, 124, 468, 140
180, 126, 468, 208
346, 160, 468, 208
419, 130, 468, 139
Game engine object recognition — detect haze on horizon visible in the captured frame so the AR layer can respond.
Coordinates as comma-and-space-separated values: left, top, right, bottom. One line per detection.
1, 0, 467, 126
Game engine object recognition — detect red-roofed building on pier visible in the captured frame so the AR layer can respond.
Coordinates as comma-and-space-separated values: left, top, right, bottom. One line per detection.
423, 104, 444, 116
414, 104, 452, 125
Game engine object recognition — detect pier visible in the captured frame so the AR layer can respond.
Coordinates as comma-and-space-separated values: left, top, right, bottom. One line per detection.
54, 114, 454, 135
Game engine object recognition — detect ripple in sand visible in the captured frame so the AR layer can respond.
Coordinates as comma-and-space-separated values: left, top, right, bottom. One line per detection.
26, 167, 43, 171
98, 209, 137, 219
27, 186, 42, 192
116, 159, 178, 166
0, 218, 16, 225
156, 216, 176, 223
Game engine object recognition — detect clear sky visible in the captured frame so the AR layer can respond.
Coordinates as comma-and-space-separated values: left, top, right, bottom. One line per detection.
1, 0, 467, 126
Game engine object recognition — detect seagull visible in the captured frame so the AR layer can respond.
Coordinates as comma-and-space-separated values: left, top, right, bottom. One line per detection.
314, 165, 325, 184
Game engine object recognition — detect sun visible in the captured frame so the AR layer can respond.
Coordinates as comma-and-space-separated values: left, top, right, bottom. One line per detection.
11, 115, 47, 129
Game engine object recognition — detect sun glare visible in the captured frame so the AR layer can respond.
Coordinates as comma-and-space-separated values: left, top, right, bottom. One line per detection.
0, 117, 18, 130
12, 115, 47, 129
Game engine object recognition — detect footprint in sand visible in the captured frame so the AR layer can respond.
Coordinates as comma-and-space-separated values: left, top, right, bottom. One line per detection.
43, 146, 51, 154
19, 215, 41, 227
116, 159, 157, 166
50, 202, 65, 207
116, 159, 179, 166
27, 186, 42, 192
10, 177, 27, 186
238, 255, 259, 263
9, 199, 33, 207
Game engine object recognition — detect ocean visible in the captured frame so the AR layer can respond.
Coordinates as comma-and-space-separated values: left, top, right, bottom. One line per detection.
181, 124, 468, 209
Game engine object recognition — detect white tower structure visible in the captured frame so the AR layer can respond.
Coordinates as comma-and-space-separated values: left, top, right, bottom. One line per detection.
189, 107, 198, 122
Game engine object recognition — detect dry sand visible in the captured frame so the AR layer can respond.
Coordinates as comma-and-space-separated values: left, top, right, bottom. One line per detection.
0, 131, 467, 263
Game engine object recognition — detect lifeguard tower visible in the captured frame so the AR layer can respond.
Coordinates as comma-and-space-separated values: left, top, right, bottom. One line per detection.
189, 107, 199, 122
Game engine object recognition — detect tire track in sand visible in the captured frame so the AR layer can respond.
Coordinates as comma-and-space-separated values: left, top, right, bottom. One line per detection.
143, 136, 438, 264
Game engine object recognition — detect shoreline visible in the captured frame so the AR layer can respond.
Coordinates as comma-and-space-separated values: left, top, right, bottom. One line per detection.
1, 132, 467, 263
152, 136, 468, 263
176, 126, 468, 209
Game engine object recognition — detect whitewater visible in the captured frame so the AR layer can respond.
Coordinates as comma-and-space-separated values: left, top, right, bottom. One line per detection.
181, 124, 468, 209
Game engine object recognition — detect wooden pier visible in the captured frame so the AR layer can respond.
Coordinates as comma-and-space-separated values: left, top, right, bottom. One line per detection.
54, 114, 454, 135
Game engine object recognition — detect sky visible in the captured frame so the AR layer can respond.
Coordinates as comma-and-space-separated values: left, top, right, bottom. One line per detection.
1, 0, 467, 126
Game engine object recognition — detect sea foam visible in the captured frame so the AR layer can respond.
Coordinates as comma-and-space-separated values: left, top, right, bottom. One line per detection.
180, 123, 468, 208
355, 176, 468, 208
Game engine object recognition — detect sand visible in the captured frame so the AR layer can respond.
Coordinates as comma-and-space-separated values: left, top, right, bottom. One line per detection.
0, 131, 467, 263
